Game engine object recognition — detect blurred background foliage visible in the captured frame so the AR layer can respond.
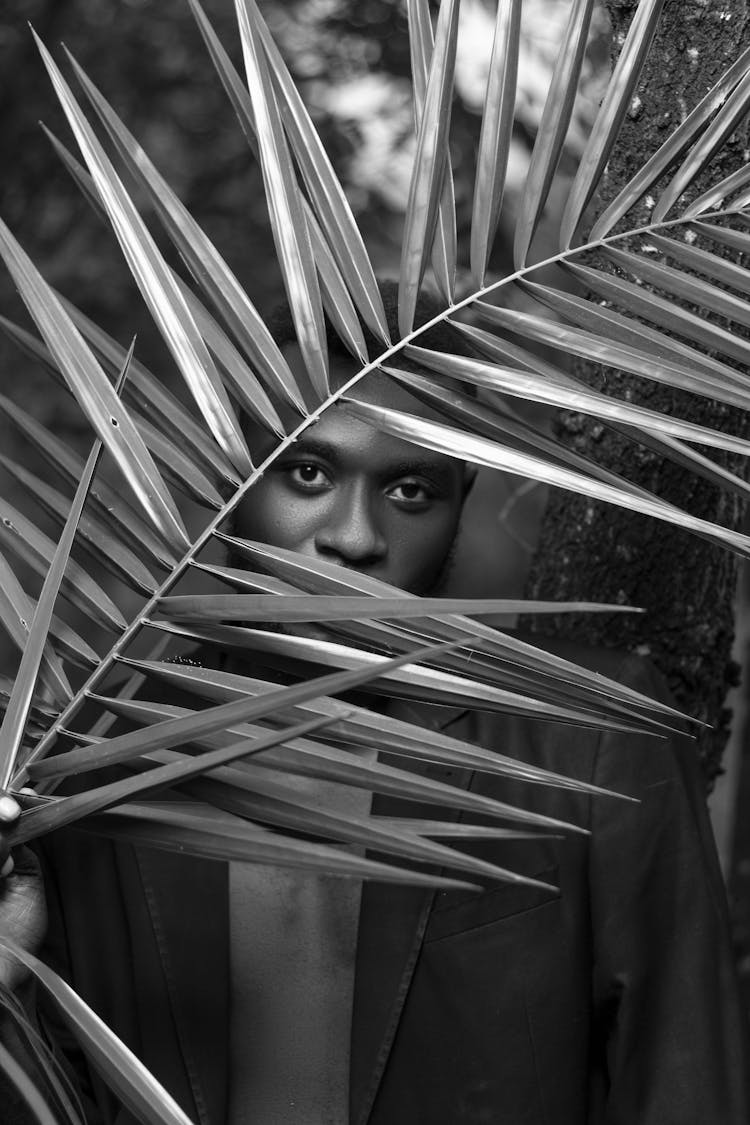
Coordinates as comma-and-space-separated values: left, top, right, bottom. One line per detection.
0, 0, 611, 352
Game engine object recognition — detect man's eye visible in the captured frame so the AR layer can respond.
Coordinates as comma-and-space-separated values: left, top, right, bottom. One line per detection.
388, 480, 431, 505
287, 464, 329, 489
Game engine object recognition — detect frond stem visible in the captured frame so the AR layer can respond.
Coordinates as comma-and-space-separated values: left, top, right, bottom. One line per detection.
20, 205, 741, 783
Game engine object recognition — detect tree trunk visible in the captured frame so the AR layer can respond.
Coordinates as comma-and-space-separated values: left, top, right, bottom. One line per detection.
524, 0, 750, 783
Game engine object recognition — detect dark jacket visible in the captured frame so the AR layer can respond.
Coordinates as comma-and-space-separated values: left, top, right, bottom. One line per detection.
25, 642, 750, 1123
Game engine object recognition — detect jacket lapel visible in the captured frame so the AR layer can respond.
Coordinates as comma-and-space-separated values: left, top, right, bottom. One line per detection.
121, 697, 473, 1125
134, 845, 230, 1125
349, 703, 474, 1125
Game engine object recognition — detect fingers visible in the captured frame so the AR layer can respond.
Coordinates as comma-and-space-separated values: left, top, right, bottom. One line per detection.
0, 795, 20, 824
0, 793, 21, 879
0, 844, 47, 991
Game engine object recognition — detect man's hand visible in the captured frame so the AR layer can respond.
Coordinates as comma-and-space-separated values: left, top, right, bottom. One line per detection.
0, 795, 47, 991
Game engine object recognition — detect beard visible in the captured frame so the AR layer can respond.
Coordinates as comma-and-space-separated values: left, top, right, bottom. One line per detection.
221, 527, 460, 647
421, 536, 458, 598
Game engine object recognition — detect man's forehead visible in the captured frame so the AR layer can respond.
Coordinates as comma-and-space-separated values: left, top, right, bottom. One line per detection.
281, 342, 455, 423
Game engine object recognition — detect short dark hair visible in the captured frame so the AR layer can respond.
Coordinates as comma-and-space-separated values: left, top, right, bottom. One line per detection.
267, 277, 476, 376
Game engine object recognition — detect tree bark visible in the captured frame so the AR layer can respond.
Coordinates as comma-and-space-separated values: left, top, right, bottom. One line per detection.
524, 0, 750, 783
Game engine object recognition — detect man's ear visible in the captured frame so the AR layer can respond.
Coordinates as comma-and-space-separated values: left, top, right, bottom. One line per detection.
461, 464, 478, 501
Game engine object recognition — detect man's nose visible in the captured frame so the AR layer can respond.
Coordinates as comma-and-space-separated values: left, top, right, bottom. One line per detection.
314, 486, 387, 567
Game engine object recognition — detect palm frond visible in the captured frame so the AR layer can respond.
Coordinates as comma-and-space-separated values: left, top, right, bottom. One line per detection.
399, 0, 460, 332
0, 940, 195, 1125
0, 343, 133, 788
589, 43, 750, 240
2, 0, 736, 822
3, 2, 750, 1115
0, 552, 72, 707
513, 0, 593, 267
33, 32, 253, 476
559, 0, 665, 249
74, 695, 614, 805
342, 396, 750, 556
407, 0, 458, 302
235, 0, 329, 402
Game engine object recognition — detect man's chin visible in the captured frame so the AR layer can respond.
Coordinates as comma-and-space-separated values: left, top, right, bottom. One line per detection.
239, 540, 458, 646
422, 540, 458, 598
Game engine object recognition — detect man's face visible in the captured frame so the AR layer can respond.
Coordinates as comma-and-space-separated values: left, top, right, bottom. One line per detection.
234, 357, 471, 594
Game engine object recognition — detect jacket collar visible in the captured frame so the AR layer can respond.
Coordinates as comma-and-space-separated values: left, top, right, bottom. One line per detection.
349, 702, 474, 1125
136, 700, 471, 1125
134, 846, 230, 1125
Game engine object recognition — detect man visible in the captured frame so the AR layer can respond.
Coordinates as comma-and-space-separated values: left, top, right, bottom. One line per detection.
1, 284, 749, 1123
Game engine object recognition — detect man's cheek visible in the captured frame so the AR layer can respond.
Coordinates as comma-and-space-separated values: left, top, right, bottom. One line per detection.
235, 489, 308, 550
407, 526, 460, 595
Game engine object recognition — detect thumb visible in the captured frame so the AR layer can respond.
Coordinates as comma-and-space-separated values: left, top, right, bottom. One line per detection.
0, 795, 20, 824
0, 794, 21, 877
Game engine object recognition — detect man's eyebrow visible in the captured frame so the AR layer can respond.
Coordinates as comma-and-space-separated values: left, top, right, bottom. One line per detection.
285, 437, 342, 464
383, 458, 457, 483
